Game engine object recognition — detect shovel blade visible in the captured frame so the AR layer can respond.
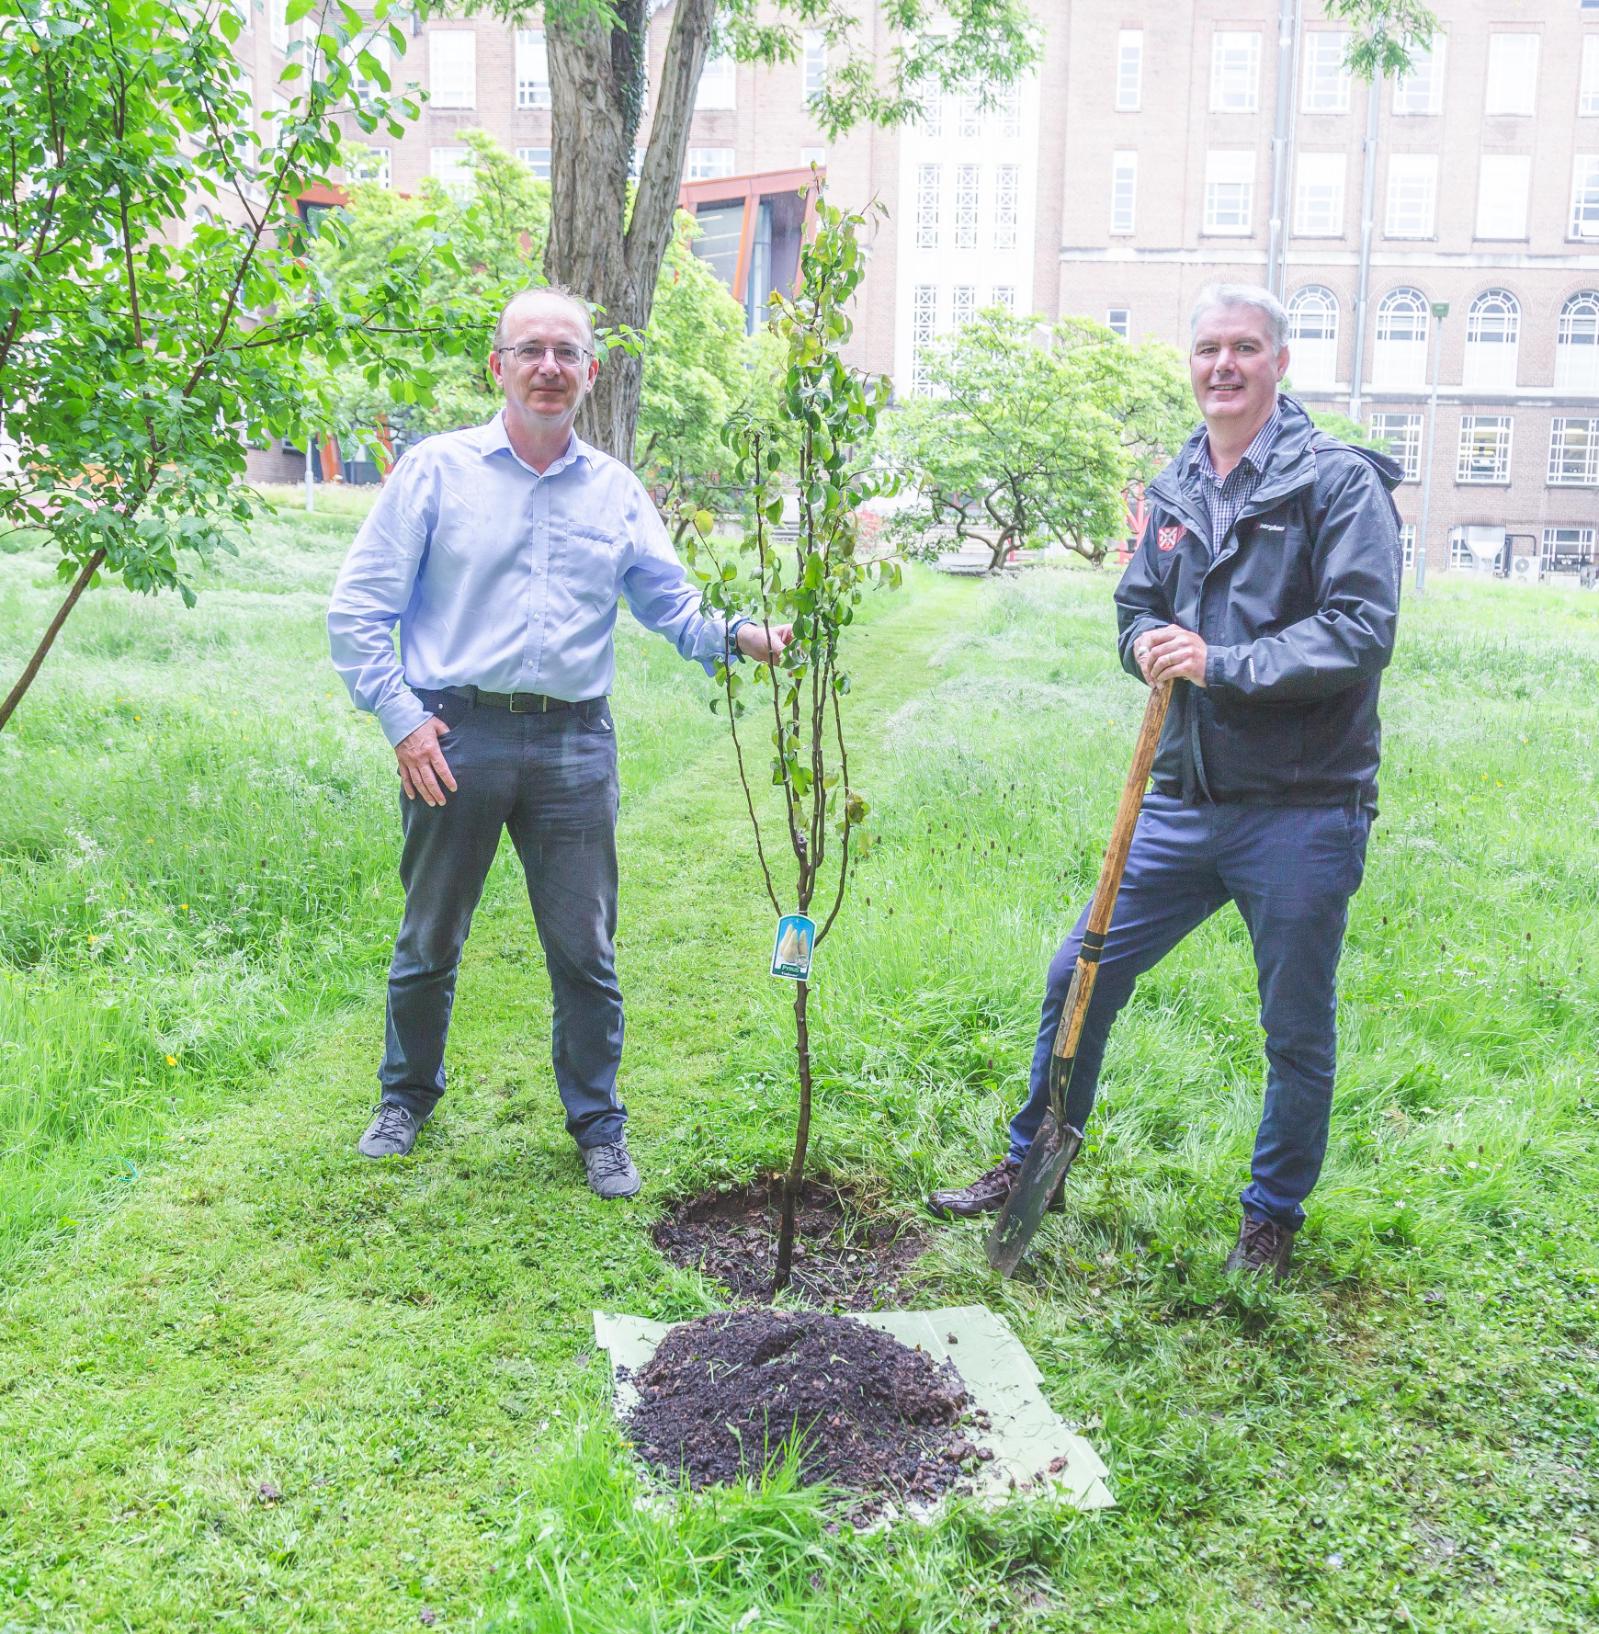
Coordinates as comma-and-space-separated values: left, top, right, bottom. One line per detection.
985, 1113, 1085, 1277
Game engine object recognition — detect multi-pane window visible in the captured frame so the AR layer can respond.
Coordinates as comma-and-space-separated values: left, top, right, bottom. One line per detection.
429, 32, 476, 109
430, 146, 472, 193
1116, 31, 1143, 111
952, 285, 976, 330
1110, 152, 1137, 234
916, 163, 940, 250
1463, 290, 1520, 390
802, 30, 826, 103
1393, 37, 1445, 115
1571, 156, 1599, 239
1210, 32, 1260, 113
1548, 418, 1599, 485
686, 148, 735, 180
1385, 154, 1437, 238
1370, 413, 1423, 481
1448, 531, 1478, 571
1301, 32, 1350, 114
269, 0, 288, 51
992, 286, 1015, 311
954, 164, 979, 250
515, 30, 550, 109
1475, 155, 1530, 239
696, 53, 736, 111
1204, 150, 1254, 234
1398, 523, 1416, 570
348, 145, 390, 188
1556, 291, 1599, 390
1583, 37, 1599, 117
516, 147, 551, 181
911, 283, 938, 395
1373, 287, 1429, 387
1457, 416, 1513, 484
1485, 34, 1539, 117
1294, 152, 1345, 236
1541, 527, 1596, 572
959, 92, 982, 140
921, 90, 944, 139
995, 85, 1022, 140
1287, 285, 1338, 386
993, 164, 1019, 251
352, 38, 392, 98
1107, 308, 1130, 338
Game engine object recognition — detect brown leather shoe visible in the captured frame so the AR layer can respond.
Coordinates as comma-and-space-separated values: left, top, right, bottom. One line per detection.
1223, 1214, 1296, 1280
926, 1157, 1065, 1221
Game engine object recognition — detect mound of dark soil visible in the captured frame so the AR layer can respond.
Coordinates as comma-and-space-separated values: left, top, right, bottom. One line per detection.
652, 1178, 924, 1307
626, 1308, 980, 1507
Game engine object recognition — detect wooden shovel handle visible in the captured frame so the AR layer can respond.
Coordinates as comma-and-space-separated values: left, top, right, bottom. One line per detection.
1050, 680, 1172, 1065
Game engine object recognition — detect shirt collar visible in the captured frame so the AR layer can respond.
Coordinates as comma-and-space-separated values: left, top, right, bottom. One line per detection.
481, 411, 596, 475
1192, 399, 1282, 484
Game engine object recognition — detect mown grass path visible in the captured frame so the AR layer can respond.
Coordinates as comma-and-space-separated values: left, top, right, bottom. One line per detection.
3, 515, 1596, 1632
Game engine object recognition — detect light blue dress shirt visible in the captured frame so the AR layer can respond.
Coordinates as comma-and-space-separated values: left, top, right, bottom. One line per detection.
328, 412, 737, 746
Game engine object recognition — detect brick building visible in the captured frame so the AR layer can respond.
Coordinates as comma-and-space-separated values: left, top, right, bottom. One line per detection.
238, 2, 1599, 577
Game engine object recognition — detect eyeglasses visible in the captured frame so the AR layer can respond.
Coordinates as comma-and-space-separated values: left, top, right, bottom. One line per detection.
497, 340, 591, 367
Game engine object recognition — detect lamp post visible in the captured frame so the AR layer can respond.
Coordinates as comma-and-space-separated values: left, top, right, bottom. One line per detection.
1414, 300, 1448, 593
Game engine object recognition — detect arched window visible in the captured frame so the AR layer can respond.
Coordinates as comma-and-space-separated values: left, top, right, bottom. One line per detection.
1287, 285, 1339, 388
1555, 291, 1599, 392
1463, 289, 1520, 390
1373, 287, 1429, 388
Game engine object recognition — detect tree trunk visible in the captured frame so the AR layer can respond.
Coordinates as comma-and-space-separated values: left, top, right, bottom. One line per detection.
771, 978, 813, 1299
545, 0, 716, 462
0, 547, 105, 734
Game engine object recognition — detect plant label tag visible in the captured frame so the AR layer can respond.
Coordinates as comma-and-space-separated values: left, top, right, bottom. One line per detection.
770, 914, 816, 981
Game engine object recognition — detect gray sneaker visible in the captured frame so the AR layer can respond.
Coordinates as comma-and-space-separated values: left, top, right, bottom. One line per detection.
357, 1102, 422, 1159
582, 1138, 641, 1199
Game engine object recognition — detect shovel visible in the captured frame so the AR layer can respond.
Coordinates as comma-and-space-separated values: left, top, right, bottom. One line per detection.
987, 680, 1173, 1277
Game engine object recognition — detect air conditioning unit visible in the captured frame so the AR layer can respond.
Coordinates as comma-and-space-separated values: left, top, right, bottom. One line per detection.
1509, 554, 1541, 586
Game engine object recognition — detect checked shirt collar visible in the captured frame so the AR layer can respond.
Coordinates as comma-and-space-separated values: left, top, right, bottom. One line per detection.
1188, 400, 1283, 558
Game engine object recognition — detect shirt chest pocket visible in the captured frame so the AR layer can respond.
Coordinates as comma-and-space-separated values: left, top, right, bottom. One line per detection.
559, 521, 628, 606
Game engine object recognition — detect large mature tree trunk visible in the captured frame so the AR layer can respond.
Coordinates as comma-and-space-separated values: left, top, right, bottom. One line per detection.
544, 0, 715, 462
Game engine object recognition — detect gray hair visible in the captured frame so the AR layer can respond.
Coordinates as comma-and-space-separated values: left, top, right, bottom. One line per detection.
1189, 282, 1289, 352
493, 283, 596, 351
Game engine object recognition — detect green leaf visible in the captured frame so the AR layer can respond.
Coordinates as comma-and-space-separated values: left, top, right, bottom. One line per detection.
284, 0, 315, 24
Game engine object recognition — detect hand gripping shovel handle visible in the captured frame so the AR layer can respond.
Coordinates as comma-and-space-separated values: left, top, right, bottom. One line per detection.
987, 680, 1173, 1276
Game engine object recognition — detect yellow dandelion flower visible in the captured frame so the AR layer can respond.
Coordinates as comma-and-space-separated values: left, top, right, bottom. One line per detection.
87, 933, 98, 944
165, 1054, 177, 1066
179, 903, 189, 912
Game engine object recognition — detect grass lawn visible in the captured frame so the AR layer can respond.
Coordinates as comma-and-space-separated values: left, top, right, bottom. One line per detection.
1, 491, 1596, 1632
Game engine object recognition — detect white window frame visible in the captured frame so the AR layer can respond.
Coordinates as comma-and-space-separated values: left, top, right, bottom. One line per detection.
1571, 156, 1599, 241
268, 0, 288, 52
1541, 527, 1596, 571
347, 145, 390, 188
993, 164, 1018, 252
1484, 33, 1539, 118
1204, 149, 1255, 235
1373, 287, 1430, 389
1370, 413, 1422, 482
696, 52, 736, 112
1210, 32, 1260, 113
952, 284, 976, 331
1456, 416, 1513, 485
916, 163, 940, 251
991, 285, 1015, 312
1448, 531, 1478, 571
1110, 151, 1137, 235
1301, 32, 1350, 114
954, 163, 979, 251
1393, 37, 1445, 115
1107, 308, 1130, 338
1385, 154, 1437, 239
1116, 31, 1143, 112
516, 147, 551, 181
1475, 155, 1530, 240
1582, 37, 1599, 118
685, 147, 735, 181
429, 146, 472, 194
911, 283, 938, 395
1287, 285, 1339, 387
428, 32, 476, 111
1463, 290, 1520, 391
1556, 291, 1599, 390
802, 30, 826, 103
1548, 418, 1599, 486
1294, 152, 1345, 237
1398, 523, 1416, 570
515, 30, 550, 110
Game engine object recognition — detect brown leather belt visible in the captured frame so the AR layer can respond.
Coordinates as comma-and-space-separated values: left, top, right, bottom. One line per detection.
444, 685, 579, 714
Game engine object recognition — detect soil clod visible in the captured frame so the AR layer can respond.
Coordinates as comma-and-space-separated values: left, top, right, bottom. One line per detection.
626, 1308, 972, 1512
652, 1179, 923, 1307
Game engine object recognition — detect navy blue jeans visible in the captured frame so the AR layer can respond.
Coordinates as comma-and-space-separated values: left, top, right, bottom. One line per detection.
379, 692, 626, 1149
1009, 794, 1371, 1229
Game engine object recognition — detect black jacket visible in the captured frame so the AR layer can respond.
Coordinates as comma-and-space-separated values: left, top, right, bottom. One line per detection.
1116, 396, 1403, 807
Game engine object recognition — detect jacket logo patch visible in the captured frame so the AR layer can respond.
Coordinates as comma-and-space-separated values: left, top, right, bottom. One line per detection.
1257, 522, 1286, 533
1157, 524, 1186, 552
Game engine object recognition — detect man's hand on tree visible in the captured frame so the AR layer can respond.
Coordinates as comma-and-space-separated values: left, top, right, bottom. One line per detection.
1135, 624, 1208, 687
736, 621, 795, 663
396, 716, 458, 806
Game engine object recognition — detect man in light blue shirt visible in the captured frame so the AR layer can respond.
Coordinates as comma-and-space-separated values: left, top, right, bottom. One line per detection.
329, 286, 789, 1197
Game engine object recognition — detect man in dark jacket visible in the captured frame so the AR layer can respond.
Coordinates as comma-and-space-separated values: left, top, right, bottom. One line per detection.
927, 282, 1403, 1278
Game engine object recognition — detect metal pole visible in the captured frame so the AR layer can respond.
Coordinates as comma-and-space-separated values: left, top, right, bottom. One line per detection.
1349, 74, 1381, 421
1414, 303, 1448, 593
305, 432, 315, 512
1266, 0, 1301, 301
